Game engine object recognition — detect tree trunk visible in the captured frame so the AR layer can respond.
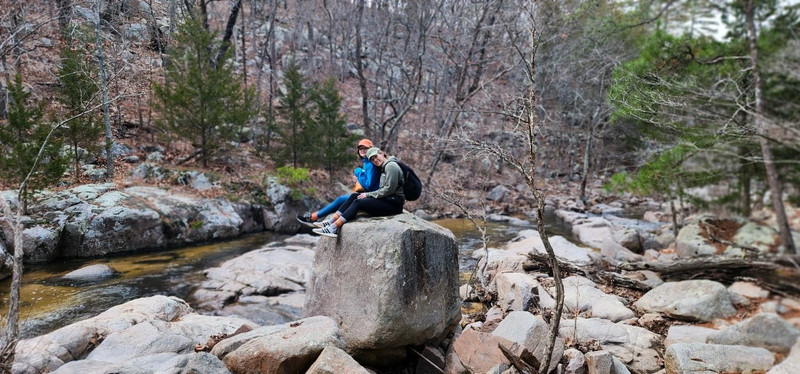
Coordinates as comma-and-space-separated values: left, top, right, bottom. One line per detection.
739, 147, 752, 217
579, 122, 593, 203
355, 0, 370, 136
94, 0, 114, 180
55, 0, 73, 33
620, 255, 800, 297
1, 205, 24, 371
743, 0, 795, 253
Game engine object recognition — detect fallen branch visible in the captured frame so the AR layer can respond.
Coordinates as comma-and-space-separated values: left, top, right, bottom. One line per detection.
619, 255, 800, 297
524, 252, 652, 292
498, 343, 540, 374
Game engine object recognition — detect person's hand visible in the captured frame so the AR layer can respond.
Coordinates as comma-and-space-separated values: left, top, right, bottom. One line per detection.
357, 193, 366, 199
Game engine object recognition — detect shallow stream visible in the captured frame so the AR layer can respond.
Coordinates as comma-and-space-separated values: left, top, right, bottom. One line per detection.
0, 214, 573, 339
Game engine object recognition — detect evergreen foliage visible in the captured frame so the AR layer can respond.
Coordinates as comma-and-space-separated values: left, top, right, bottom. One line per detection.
274, 60, 314, 168
56, 42, 103, 183
153, 16, 254, 167
0, 74, 67, 213
312, 77, 357, 176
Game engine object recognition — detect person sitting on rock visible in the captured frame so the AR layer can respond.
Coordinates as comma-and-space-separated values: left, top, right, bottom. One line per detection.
312, 147, 405, 238
297, 138, 381, 227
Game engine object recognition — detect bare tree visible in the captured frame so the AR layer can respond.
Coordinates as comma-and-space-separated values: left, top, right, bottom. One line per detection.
741, 0, 796, 254
93, 0, 114, 180
450, 2, 565, 371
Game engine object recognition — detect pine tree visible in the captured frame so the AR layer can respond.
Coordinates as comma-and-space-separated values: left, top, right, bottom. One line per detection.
57, 44, 103, 183
275, 60, 313, 168
153, 16, 254, 167
0, 74, 67, 213
312, 77, 356, 175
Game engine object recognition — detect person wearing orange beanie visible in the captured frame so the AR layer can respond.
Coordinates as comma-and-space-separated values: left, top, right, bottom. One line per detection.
297, 139, 381, 226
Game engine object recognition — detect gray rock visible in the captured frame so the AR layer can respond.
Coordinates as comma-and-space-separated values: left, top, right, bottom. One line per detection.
21, 225, 61, 263
491, 311, 563, 373
50, 360, 149, 374
505, 229, 594, 266
74, 6, 98, 25
193, 245, 313, 312
487, 185, 510, 202
571, 217, 642, 262
585, 350, 613, 374
664, 325, 717, 348
676, 222, 718, 257
564, 348, 586, 374
728, 281, 770, 299
559, 318, 662, 374
211, 316, 345, 373
62, 264, 115, 282
13, 296, 247, 373
263, 177, 317, 233
146, 151, 163, 162
307, 346, 371, 374
557, 276, 635, 322
304, 214, 459, 351
733, 221, 778, 253
706, 313, 800, 353
634, 280, 736, 322
495, 273, 539, 313
665, 343, 774, 374
769, 337, 800, 374
486, 214, 530, 226
123, 155, 140, 163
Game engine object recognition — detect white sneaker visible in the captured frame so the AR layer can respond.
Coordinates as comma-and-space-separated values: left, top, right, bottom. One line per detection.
312, 225, 338, 238
313, 219, 333, 228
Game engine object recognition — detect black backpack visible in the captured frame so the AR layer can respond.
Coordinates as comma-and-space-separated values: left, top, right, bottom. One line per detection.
391, 160, 422, 201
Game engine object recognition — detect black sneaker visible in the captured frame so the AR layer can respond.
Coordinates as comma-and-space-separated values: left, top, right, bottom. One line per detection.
296, 213, 315, 228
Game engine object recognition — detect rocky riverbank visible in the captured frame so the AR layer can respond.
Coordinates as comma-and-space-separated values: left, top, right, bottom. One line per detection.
7, 189, 800, 373
0, 180, 323, 279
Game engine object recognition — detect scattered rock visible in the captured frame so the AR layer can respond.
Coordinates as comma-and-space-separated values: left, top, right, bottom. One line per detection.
495, 273, 540, 313
62, 264, 115, 282
728, 281, 770, 299
769, 337, 800, 374
633, 280, 736, 322
306, 345, 370, 374
491, 311, 564, 373
558, 276, 635, 322
665, 343, 774, 374
664, 325, 717, 348
706, 313, 800, 354
211, 316, 345, 373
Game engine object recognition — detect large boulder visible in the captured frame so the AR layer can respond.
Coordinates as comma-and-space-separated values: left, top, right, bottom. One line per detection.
304, 213, 460, 352
633, 280, 736, 322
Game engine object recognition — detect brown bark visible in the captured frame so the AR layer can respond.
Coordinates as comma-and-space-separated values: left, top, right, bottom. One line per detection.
355, 0, 369, 135
742, 0, 795, 253
620, 255, 800, 297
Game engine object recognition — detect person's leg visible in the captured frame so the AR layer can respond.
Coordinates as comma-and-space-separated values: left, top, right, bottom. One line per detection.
313, 194, 349, 220
357, 198, 403, 217
314, 193, 358, 228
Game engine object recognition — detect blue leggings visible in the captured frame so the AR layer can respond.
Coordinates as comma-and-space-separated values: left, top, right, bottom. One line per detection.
316, 194, 350, 218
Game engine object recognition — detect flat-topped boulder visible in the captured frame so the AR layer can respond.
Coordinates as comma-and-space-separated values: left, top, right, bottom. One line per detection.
304, 213, 460, 352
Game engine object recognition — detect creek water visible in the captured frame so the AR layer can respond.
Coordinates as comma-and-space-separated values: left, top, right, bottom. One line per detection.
0, 214, 572, 340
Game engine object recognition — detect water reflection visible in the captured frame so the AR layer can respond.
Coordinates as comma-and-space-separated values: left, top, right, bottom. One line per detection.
0, 232, 281, 339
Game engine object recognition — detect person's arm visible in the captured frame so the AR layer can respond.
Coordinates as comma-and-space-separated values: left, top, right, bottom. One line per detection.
366, 162, 401, 199
358, 160, 381, 192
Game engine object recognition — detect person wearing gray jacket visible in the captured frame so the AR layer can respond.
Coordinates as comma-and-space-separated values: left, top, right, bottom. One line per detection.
312, 147, 404, 238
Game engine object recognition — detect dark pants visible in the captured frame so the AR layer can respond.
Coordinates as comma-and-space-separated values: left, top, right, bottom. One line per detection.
339, 193, 403, 222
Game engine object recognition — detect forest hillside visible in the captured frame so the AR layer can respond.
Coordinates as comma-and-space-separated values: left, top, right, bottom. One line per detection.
1, 0, 799, 232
